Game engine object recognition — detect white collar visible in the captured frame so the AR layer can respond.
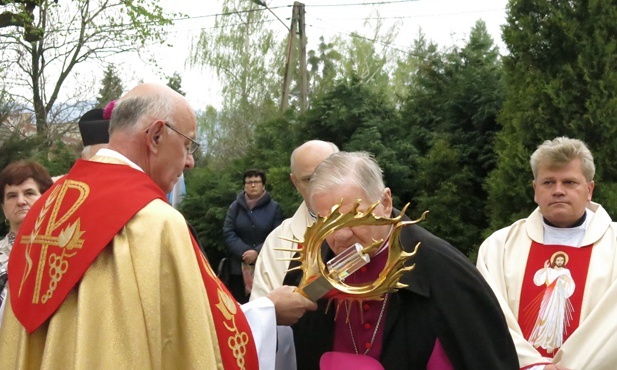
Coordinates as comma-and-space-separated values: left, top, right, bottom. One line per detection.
543, 208, 594, 247
96, 148, 144, 172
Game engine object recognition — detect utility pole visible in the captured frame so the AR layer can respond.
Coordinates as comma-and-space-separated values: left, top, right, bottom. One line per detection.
298, 2, 308, 112
280, 2, 308, 112
280, 3, 298, 112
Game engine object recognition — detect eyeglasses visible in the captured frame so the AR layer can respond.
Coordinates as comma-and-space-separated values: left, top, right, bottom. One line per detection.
245, 180, 263, 185
165, 122, 200, 155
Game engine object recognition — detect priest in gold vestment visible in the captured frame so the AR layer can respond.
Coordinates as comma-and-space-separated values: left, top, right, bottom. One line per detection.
0, 84, 316, 370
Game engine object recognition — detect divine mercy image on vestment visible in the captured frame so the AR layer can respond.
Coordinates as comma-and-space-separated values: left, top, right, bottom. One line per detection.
526, 251, 575, 354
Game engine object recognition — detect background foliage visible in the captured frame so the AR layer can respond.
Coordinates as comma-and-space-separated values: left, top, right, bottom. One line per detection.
3, 0, 617, 268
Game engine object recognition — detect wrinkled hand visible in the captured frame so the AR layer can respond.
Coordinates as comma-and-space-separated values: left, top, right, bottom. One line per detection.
544, 365, 571, 370
242, 250, 258, 265
268, 285, 317, 326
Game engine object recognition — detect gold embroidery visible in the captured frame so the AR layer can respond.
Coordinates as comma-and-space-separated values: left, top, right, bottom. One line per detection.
215, 288, 238, 320
19, 186, 61, 298
18, 180, 90, 303
198, 251, 249, 369
216, 289, 248, 370
43, 252, 69, 303
228, 326, 249, 370
22, 220, 85, 249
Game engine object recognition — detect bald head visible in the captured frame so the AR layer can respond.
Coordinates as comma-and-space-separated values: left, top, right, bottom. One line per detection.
109, 83, 190, 134
290, 140, 339, 204
106, 83, 197, 194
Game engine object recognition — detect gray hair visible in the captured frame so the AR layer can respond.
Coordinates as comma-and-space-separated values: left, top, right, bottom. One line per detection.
309, 151, 385, 203
109, 94, 174, 134
530, 137, 595, 181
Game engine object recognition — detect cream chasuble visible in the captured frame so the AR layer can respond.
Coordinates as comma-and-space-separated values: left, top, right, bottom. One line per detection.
477, 202, 617, 369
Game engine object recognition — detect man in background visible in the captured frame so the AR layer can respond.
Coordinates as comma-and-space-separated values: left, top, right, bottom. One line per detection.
49, 107, 111, 183
251, 140, 339, 299
78, 107, 110, 160
250, 139, 338, 370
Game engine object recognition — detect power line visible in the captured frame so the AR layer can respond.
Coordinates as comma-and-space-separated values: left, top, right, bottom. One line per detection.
309, 8, 505, 22
170, 5, 290, 23
171, 3, 503, 24
307, 0, 419, 7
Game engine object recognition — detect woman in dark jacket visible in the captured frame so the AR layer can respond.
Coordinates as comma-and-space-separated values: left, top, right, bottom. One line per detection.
223, 169, 284, 303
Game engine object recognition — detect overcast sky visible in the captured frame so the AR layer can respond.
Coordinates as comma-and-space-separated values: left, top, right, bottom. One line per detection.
113, 0, 510, 110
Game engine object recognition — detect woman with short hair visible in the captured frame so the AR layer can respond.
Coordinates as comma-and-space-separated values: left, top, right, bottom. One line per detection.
0, 160, 53, 308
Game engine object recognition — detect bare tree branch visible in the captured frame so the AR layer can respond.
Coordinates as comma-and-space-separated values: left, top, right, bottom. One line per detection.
1, 0, 177, 140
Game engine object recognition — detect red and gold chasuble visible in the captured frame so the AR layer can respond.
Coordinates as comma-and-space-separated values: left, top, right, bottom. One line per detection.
517, 241, 593, 358
9, 159, 258, 369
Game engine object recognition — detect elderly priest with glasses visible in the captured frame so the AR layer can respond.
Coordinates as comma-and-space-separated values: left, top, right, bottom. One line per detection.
0, 83, 316, 369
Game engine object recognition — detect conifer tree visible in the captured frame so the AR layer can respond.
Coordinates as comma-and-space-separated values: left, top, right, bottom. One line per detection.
96, 64, 123, 108
486, 0, 617, 231
400, 21, 505, 257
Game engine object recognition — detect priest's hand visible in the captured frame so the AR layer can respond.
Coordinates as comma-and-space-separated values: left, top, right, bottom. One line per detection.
268, 285, 317, 326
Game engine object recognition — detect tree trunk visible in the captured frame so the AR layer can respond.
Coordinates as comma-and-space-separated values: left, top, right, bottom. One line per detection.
30, 39, 47, 138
